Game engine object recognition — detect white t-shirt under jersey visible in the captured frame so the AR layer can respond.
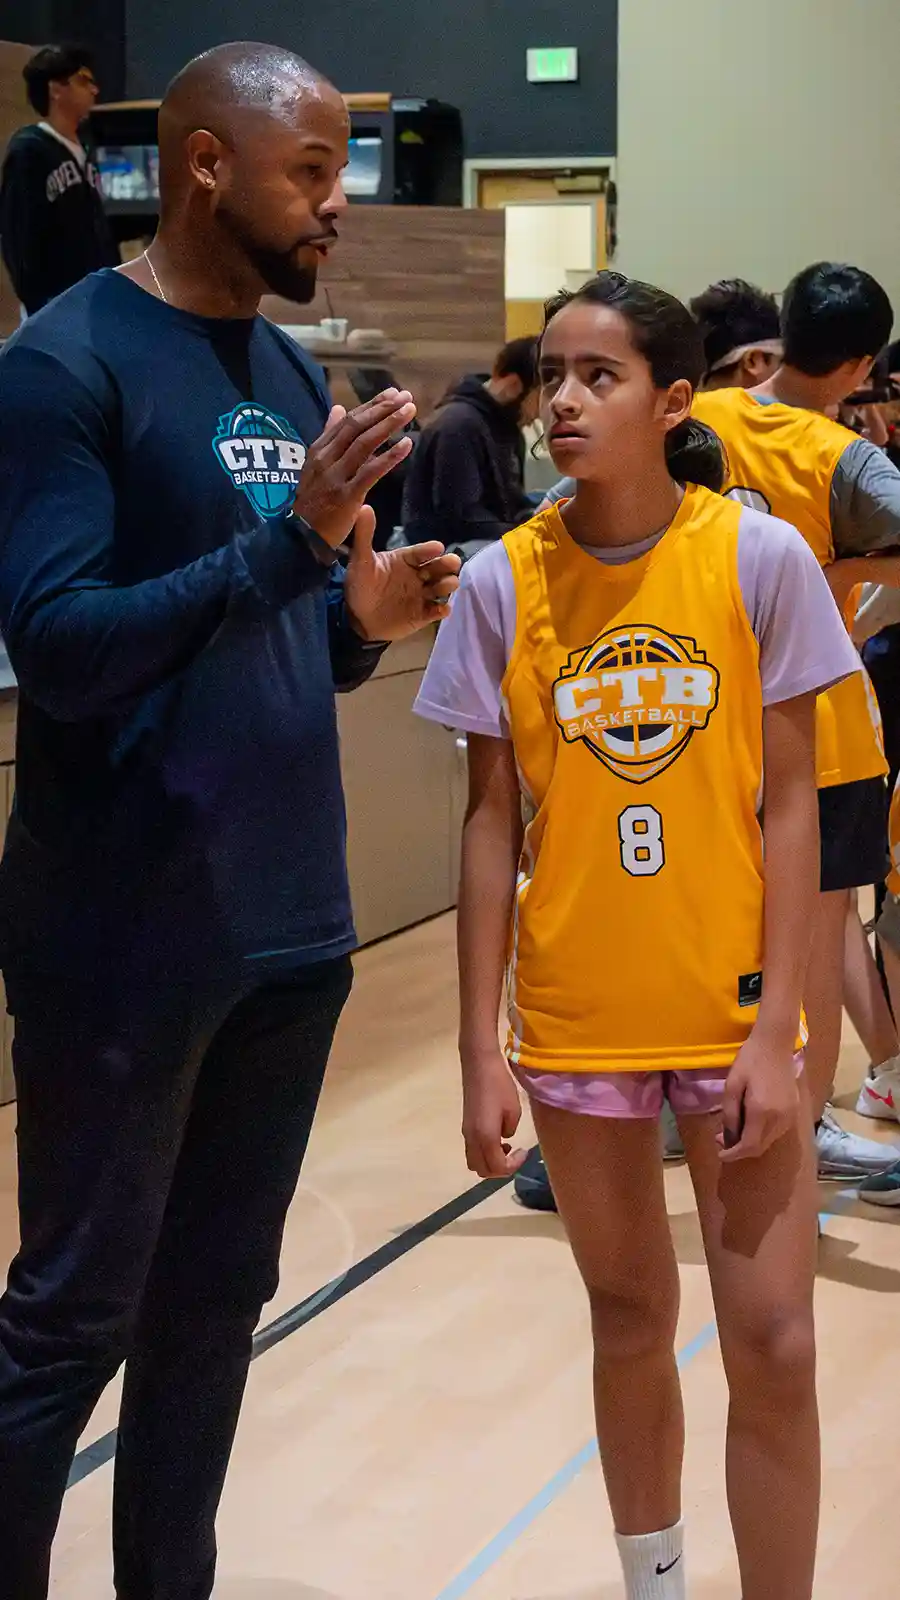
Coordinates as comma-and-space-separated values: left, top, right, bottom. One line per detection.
415, 504, 862, 738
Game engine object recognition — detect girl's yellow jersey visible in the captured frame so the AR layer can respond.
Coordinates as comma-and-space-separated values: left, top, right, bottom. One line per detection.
692, 387, 886, 789
502, 487, 777, 1074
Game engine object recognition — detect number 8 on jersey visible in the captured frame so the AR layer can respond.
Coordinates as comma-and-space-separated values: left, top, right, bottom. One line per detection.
619, 804, 665, 877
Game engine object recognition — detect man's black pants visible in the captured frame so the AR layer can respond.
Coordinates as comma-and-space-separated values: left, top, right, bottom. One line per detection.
0, 955, 353, 1600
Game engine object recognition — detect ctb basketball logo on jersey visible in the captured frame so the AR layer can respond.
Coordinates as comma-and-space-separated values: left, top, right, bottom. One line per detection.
212, 404, 307, 519
553, 625, 721, 783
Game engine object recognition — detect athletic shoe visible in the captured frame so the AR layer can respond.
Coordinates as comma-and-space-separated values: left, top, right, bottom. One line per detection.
857, 1160, 900, 1207
816, 1105, 900, 1180
513, 1145, 557, 1212
855, 1060, 900, 1122
660, 1101, 685, 1161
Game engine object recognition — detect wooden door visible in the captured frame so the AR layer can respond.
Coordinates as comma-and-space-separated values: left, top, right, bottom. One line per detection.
477, 170, 607, 339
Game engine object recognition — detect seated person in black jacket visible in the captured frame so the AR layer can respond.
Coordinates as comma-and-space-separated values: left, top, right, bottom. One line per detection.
402, 337, 539, 553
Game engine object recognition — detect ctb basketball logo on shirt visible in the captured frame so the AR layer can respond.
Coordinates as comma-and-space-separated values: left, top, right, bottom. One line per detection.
552, 625, 721, 783
212, 404, 307, 518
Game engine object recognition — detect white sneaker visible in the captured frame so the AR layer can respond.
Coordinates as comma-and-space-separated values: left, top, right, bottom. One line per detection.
816, 1105, 900, 1180
856, 1060, 900, 1122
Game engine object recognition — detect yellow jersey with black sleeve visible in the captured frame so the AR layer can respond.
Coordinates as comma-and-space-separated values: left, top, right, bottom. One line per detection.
692, 387, 886, 789
500, 486, 781, 1075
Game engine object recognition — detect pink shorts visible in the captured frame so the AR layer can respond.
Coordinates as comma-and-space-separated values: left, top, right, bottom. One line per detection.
513, 1066, 729, 1119
513, 1058, 803, 1118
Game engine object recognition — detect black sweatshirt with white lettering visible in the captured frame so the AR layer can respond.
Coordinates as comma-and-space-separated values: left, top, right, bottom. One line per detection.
0, 125, 118, 314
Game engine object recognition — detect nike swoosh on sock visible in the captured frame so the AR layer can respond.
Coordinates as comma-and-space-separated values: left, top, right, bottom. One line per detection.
656, 1554, 682, 1575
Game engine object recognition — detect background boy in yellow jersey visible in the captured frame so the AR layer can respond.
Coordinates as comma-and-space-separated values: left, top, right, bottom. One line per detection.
693, 263, 900, 1187
416, 272, 860, 1600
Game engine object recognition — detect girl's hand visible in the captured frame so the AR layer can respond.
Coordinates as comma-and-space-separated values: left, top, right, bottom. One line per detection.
460, 1047, 526, 1178
718, 1034, 799, 1164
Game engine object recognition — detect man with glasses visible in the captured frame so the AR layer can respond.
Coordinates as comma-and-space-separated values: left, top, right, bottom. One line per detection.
0, 43, 118, 317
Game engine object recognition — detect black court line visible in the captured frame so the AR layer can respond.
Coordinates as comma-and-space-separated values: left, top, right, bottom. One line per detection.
67, 1173, 513, 1490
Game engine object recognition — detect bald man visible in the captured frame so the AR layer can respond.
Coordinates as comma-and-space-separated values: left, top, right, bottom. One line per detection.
0, 43, 459, 1600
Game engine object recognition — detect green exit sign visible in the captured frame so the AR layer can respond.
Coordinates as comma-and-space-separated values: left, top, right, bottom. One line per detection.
526, 47, 579, 83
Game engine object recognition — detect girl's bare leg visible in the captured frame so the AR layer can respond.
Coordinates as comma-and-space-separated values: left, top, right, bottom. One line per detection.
532, 1100, 682, 1536
679, 1083, 819, 1600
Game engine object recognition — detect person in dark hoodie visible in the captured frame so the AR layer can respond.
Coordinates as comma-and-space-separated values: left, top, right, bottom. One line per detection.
402, 336, 540, 554
0, 42, 119, 317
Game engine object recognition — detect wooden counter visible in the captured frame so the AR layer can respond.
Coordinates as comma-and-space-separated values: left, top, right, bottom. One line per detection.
338, 629, 464, 948
0, 646, 463, 1105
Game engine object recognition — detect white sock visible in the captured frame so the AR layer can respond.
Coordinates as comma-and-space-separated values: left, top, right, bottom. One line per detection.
615, 1521, 685, 1599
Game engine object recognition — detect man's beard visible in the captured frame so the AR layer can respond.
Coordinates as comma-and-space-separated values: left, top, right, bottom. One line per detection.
248, 241, 318, 305
217, 207, 319, 304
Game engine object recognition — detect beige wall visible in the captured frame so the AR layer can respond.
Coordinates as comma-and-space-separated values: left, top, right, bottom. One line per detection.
616, 0, 900, 314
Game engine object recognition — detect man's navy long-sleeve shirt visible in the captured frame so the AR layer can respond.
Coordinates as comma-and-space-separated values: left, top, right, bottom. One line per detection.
0, 269, 381, 991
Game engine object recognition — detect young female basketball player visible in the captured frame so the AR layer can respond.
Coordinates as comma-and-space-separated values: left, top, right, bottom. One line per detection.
536, 275, 786, 1184
415, 272, 863, 1600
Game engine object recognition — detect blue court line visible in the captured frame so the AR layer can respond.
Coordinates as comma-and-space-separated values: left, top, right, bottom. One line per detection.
67, 1174, 513, 1489
432, 1321, 718, 1600
432, 1191, 856, 1600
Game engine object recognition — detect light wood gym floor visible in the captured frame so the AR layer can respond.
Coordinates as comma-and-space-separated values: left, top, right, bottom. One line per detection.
1, 910, 898, 1599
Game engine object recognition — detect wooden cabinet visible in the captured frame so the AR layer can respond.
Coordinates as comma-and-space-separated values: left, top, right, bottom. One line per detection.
338, 630, 461, 947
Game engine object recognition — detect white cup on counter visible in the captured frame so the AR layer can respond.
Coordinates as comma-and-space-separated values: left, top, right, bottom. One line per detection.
319, 317, 349, 343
